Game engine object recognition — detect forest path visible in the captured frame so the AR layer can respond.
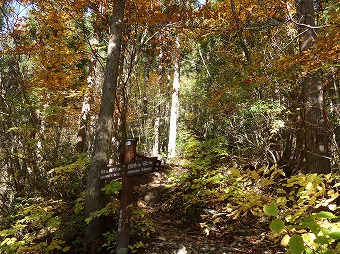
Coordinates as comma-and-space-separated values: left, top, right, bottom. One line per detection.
130, 166, 285, 254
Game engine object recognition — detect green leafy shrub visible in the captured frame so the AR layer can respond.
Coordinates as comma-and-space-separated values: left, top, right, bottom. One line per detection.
102, 231, 117, 253
0, 197, 69, 253
264, 174, 340, 254
198, 168, 340, 254
170, 156, 339, 254
85, 180, 122, 225
200, 167, 340, 253
130, 208, 155, 238
100, 206, 155, 253
178, 133, 230, 166
199, 166, 282, 235
48, 153, 90, 199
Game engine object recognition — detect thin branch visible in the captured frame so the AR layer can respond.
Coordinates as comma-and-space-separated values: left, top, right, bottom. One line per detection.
287, 16, 326, 30
198, 47, 211, 78
277, 27, 310, 55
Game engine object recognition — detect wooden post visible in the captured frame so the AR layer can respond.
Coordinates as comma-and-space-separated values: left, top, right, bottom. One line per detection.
116, 138, 137, 254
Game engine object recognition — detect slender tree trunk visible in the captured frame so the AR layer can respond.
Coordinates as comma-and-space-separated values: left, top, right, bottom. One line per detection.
167, 36, 180, 159
53, 117, 63, 160
153, 49, 164, 157
153, 101, 161, 157
84, 0, 127, 252
75, 26, 100, 153
36, 107, 46, 161
296, 0, 330, 173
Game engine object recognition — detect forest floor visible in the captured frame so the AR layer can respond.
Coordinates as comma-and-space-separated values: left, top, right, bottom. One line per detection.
129, 165, 287, 254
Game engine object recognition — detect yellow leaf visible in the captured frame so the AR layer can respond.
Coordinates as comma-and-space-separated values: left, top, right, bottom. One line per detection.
230, 167, 241, 178
259, 178, 275, 186
281, 234, 290, 246
251, 170, 260, 180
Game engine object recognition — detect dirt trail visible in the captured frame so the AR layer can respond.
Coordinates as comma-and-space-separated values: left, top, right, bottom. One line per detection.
131, 169, 285, 254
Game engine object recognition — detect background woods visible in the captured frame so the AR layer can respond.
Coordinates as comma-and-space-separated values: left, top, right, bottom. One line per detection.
0, 0, 339, 253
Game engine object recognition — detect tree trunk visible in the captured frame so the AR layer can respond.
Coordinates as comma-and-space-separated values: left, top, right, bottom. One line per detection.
167, 36, 180, 159
84, 0, 127, 252
296, 0, 331, 173
153, 49, 165, 157
75, 12, 101, 153
153, 102, 161, 157
303, 71, 330, 173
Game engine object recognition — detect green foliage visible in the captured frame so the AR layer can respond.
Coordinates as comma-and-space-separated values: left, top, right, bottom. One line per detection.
0, 197, 69, 253
289, 235, 305, 254
49, 153, 89, 182
100, 207, 154, 253
48, 153, 90, 199
267, 206, 340, 254
130, 208, 155, 238
197, 166, 284, 235
85, 180, 121, 224
264, 203, 279, 216
178, 134, 230, 168
102, 231, 117, 253
101, 180, 122, 195
170, 146, 340, 254
85, 203, 117, 224
270, 218, 285, 234
129, 241, 145, 253
263, 173, 340, 254
74, 193, 85, 214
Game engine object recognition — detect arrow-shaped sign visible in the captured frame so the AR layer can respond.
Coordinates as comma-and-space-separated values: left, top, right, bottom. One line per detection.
100, 157, 161, 180
100, 164, 126, 179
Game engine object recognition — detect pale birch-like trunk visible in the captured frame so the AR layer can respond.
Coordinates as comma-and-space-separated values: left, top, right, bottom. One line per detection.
153, 102, 161, 157
167, 36, 180, 159
84, 0, 127, 251
152, 49, 164, 157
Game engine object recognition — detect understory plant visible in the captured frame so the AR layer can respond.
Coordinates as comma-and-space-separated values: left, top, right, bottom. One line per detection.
169, 148, 339, 253
0, 197, 70, 253
264, 173, 340, 254
199, 168, 340, 253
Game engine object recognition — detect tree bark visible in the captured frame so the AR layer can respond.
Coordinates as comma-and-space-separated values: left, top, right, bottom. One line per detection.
153, 101, 161, 157
84, 0, 127, 252
303, 70, 330, 173
75, 24, 100, 153
167, 36, 180, 159
296, 0, 330, 173
153, 48, 164, 157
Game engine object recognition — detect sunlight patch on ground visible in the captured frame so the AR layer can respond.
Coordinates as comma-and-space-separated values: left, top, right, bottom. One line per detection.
176, 245, 187, 254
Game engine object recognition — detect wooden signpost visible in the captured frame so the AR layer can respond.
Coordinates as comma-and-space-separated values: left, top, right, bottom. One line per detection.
99, 138, 161, 254
99, 157, 161, 180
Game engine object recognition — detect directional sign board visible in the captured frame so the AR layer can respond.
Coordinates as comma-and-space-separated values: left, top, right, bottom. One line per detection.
100, 164, 126, 180
126, 157, 156, 176
100, 156, 161, 180
136, 154, 161, 171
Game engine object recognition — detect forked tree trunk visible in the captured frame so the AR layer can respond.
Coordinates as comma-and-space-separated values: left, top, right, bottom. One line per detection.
84, 0, 127, 252
296, 0, 330, 173
167, 36, 180, 159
